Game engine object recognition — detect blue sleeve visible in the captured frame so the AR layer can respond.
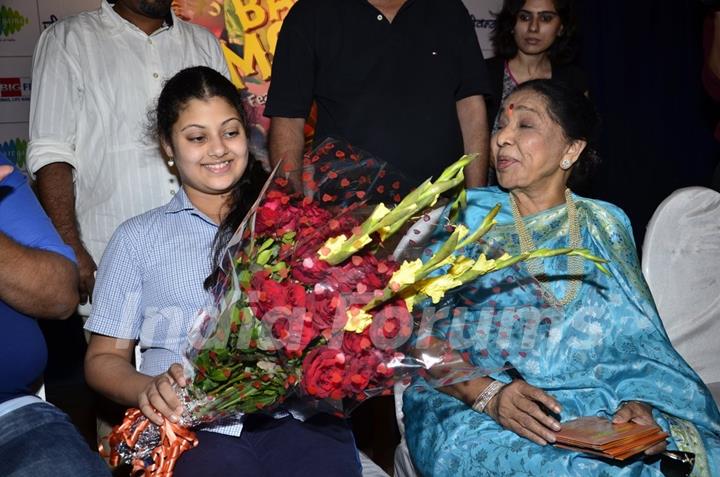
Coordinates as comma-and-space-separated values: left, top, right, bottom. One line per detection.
84, 221, 143, 340
0, 156, 76, 264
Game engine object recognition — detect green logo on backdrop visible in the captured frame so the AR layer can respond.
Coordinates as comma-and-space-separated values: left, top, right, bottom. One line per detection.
0, 6, 29, 36
1, 138, 28, 169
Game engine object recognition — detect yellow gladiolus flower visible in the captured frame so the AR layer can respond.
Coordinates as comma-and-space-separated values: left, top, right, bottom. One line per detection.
449, 256, 475, 277
390, 259, 423, 290
403, 294, 417, 311
318, 234, 348, 260
351, 235, 372, 250
344, 307, 374, 333
471, 254, 496, 273
420, 275, 463, 304
369, 203, 391, 222
453, 224, 469, 242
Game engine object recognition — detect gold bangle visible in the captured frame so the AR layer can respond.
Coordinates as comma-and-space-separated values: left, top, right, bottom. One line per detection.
471, 380, 506, 413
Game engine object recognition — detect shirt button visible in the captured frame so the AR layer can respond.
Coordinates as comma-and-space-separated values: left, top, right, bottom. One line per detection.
170, 190, 176, 196
377, 14, 383, 21
169, 178, 176, 184
148, 38, 153, 45
153, 72, 159, 78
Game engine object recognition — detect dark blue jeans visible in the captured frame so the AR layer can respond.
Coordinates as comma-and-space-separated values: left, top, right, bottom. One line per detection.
0, 401, 109, 477
175, 413, 362, 477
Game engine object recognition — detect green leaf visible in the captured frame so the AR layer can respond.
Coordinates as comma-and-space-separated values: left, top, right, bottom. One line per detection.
208, 369, 230, 382
281, 231, 297, 243
256, 248, 274, 266
257, 238, 275, 253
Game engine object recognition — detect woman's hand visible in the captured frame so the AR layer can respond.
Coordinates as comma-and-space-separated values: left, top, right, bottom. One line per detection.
138, 363, 187, 426
484, 380, 562, 446
612, 401, 667, 455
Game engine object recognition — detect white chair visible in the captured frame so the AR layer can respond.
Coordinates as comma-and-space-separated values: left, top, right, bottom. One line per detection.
642, 187, 720, 407
359, 452, 390, 477
393, 381, 419, 477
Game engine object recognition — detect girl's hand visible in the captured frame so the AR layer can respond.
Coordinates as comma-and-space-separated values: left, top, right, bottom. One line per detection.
613, 401, 668, 455
138, 363, 187, 426
485, 380, 562, 446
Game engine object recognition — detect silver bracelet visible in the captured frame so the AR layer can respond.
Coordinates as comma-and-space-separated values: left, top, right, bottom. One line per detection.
471, 380, 506, 413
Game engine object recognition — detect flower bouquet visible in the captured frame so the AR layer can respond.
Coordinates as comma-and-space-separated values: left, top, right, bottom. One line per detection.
106, 139, 607, 476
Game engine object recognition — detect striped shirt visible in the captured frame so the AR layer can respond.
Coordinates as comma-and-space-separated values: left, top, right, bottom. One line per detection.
85, 189, 246, 435
27, 0, 229, 264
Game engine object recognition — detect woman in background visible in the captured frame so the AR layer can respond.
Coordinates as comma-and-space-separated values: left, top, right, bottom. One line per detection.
485, 0, 588, 131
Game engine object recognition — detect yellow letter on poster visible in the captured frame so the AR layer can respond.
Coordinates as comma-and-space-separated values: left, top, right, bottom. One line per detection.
232, 0, 268, 32
267, 0, 295, 22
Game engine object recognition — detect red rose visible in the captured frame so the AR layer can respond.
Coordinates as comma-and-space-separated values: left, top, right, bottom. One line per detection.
290, 256, 331, 285
342, 350, 380, 395
249, 272, 306, 319
297, 200, 333, 228
270, 312, 318, 357
292, 228, 330, 261
341, 348, 397, 396
308, 290, 345, 332
254, 193, 300, 236
301, 347, 347, 400
342, 328, 373, 355
325, 254, 394, 294
368, 299, 413, 350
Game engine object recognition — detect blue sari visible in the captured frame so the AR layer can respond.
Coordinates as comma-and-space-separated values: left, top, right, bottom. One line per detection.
403, 187, 720, 476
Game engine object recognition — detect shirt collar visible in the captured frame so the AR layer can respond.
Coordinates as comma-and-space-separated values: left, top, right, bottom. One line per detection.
164, 188, 218, 227
164, 187, 194, 214
101, 0, 175, 37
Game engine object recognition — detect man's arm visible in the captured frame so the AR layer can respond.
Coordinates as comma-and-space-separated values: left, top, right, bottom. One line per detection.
28, 27, 94, 302
268, 117, 306, 192
0, 165, 11, 181
457, 95, 489, 188
0, 232, 78, 319
264, 2, 316, 192
35, 163, 96, 304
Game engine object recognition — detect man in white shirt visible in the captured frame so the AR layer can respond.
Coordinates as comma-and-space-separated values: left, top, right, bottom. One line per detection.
27, 0, 229, 306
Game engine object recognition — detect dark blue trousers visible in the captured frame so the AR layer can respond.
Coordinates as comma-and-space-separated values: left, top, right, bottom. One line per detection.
175, 414, 362, 477
0, 402, 110, 477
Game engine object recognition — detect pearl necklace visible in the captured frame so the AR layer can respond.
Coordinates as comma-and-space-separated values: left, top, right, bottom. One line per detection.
509, 188, 583, 307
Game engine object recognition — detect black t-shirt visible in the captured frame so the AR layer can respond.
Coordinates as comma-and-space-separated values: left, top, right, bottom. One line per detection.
265, 0, 490, 184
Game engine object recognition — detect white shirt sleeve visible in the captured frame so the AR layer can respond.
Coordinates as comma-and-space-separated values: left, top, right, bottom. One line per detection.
208, 31, 230, 80
27, 25, 83, 179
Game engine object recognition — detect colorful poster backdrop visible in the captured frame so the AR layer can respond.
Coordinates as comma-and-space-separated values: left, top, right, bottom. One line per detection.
0, 0, 39, 56
0, 0, 99, 169
173, 0, 296, 166
0, 0, 37, 168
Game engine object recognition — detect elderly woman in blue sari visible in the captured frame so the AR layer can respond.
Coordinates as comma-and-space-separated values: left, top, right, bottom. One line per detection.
402, 80, 720, 476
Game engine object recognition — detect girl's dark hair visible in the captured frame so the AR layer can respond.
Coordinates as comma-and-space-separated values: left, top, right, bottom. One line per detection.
153, 66, 268, 289
512, 79, 600, 188
491, 0, 579, 65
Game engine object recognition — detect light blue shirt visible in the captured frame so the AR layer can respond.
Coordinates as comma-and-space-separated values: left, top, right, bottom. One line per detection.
85, 188, 246, 435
